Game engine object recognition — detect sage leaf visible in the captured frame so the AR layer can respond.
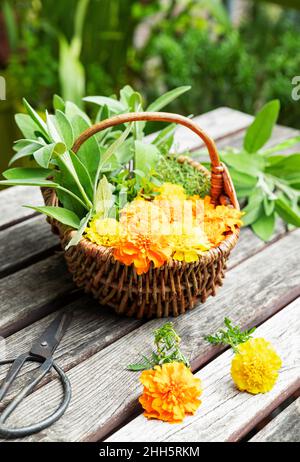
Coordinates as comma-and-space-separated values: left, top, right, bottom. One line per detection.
55, 110, 75, 148
266, 154, 300, 179
263, 196, 275, 216
152, 123, 176, 152
25, 206, 81, 230
65, 209, 92, 249
261, 135, 300, 156
53, 94, 65, 112
252, 212, 275, 241
244, 100, 280, 153
65, 101, 91, 125
70, 114, 101, 180
3, 167, 52, 180
275, 198, 300, 227
9, 140, 44, 165
0, 178, 57, 187
23, 98, 49, 140
15, 114, 41, 139
147, 86, 191, 112
83, 96, 125, 113
135, 141, 160, 177
222, 152, 265, 176
34, 143, 64, 168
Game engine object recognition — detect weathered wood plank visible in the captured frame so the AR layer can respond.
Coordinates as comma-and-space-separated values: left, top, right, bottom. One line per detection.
108, 298, 300, 442
0, 253, 75, 337
3, 230, 300, 442
250, 397, 300, 442
0, 186, 42, 230
0, 215, 59, 278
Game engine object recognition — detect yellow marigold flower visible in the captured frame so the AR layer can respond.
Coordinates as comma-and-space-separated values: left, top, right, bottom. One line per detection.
85, 217, 122, 247
155, 182, 187, 202
231, 338, 282, 394
169, 224, 211, 263
139, 362, 202, 423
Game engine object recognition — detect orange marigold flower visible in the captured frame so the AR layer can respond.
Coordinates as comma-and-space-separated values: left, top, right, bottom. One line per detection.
139, 362, 202, 423
192, 196, 243, 247
113, 232, 172, 275
114, 198, 172, 274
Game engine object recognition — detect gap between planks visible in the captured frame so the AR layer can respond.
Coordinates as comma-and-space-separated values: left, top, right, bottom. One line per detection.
1, 229, 300, 442
249, 396, 300, 442
106, 298, 300, 442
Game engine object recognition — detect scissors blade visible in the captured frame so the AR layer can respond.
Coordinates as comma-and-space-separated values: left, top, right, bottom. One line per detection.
29, 311, 72, 359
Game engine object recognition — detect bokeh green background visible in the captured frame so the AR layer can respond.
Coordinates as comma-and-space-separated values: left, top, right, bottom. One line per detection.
1, 0, 300, 176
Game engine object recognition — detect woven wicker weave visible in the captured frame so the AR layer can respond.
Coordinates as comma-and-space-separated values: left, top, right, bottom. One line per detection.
42, 112, 240, 318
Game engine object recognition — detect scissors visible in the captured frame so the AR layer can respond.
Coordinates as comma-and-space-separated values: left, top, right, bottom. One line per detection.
0, 312, 72, 439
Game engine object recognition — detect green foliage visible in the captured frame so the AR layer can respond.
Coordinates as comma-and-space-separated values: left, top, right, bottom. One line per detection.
127, 322, 190, 371
157, 155, 211, 197
205, 318, 256, 352
221, 100, 300, 241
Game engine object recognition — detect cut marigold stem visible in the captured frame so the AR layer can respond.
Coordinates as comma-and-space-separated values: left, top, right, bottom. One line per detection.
205, 318, 282, 394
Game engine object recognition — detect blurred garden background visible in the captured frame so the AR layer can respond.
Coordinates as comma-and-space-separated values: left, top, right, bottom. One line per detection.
1, 0, 300, 175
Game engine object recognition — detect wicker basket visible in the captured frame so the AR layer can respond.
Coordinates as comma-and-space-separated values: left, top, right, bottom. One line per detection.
42, 112, 240, 318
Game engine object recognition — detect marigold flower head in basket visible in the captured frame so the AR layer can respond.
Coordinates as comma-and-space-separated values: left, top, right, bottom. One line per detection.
205, 318, 282, 394
155, 182, 187, 202
113, 198, 173, 274
127, 322, 202, 424
85, 217, 122, 247
192, 195, 243, 247
168, 223, 211, 263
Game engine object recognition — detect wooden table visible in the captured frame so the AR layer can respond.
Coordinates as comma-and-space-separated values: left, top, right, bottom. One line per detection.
0, 107, 299, 443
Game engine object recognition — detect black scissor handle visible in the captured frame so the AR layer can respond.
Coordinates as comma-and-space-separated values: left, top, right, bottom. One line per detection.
0, 359, 71, 439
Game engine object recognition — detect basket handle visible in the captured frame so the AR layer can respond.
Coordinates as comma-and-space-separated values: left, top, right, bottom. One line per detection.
72, 111, 226, 204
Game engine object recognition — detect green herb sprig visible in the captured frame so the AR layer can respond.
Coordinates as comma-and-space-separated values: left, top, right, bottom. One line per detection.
205, 318, 256, 352
127, 322, 190, 371
221, 99, 300, 242
157, 155, 211, 197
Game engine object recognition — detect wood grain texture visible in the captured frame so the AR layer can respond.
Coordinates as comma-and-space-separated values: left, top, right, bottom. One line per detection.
250, 397, 300, 442
0, 186, 42, 230
107, 298, 300, 442
0, 253, 74, 337
3, 230, 300, 442
0, 215, 59, 277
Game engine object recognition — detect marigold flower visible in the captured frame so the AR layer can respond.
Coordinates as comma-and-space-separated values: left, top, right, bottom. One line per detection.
168, 224, 211, 263
155, 182, 187, 202
113, 232, 172, 275
85, 217, 122, 247
139, 362, 202, 423
231, 338, 282, 394
192, 196, 243, 246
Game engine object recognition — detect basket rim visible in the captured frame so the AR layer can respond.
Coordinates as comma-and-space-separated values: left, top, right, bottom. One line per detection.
42, 155, 240, 273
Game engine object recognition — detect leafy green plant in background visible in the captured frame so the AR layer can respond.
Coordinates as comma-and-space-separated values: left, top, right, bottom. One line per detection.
221, 100, 300, 241
58, 0, 89, 107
